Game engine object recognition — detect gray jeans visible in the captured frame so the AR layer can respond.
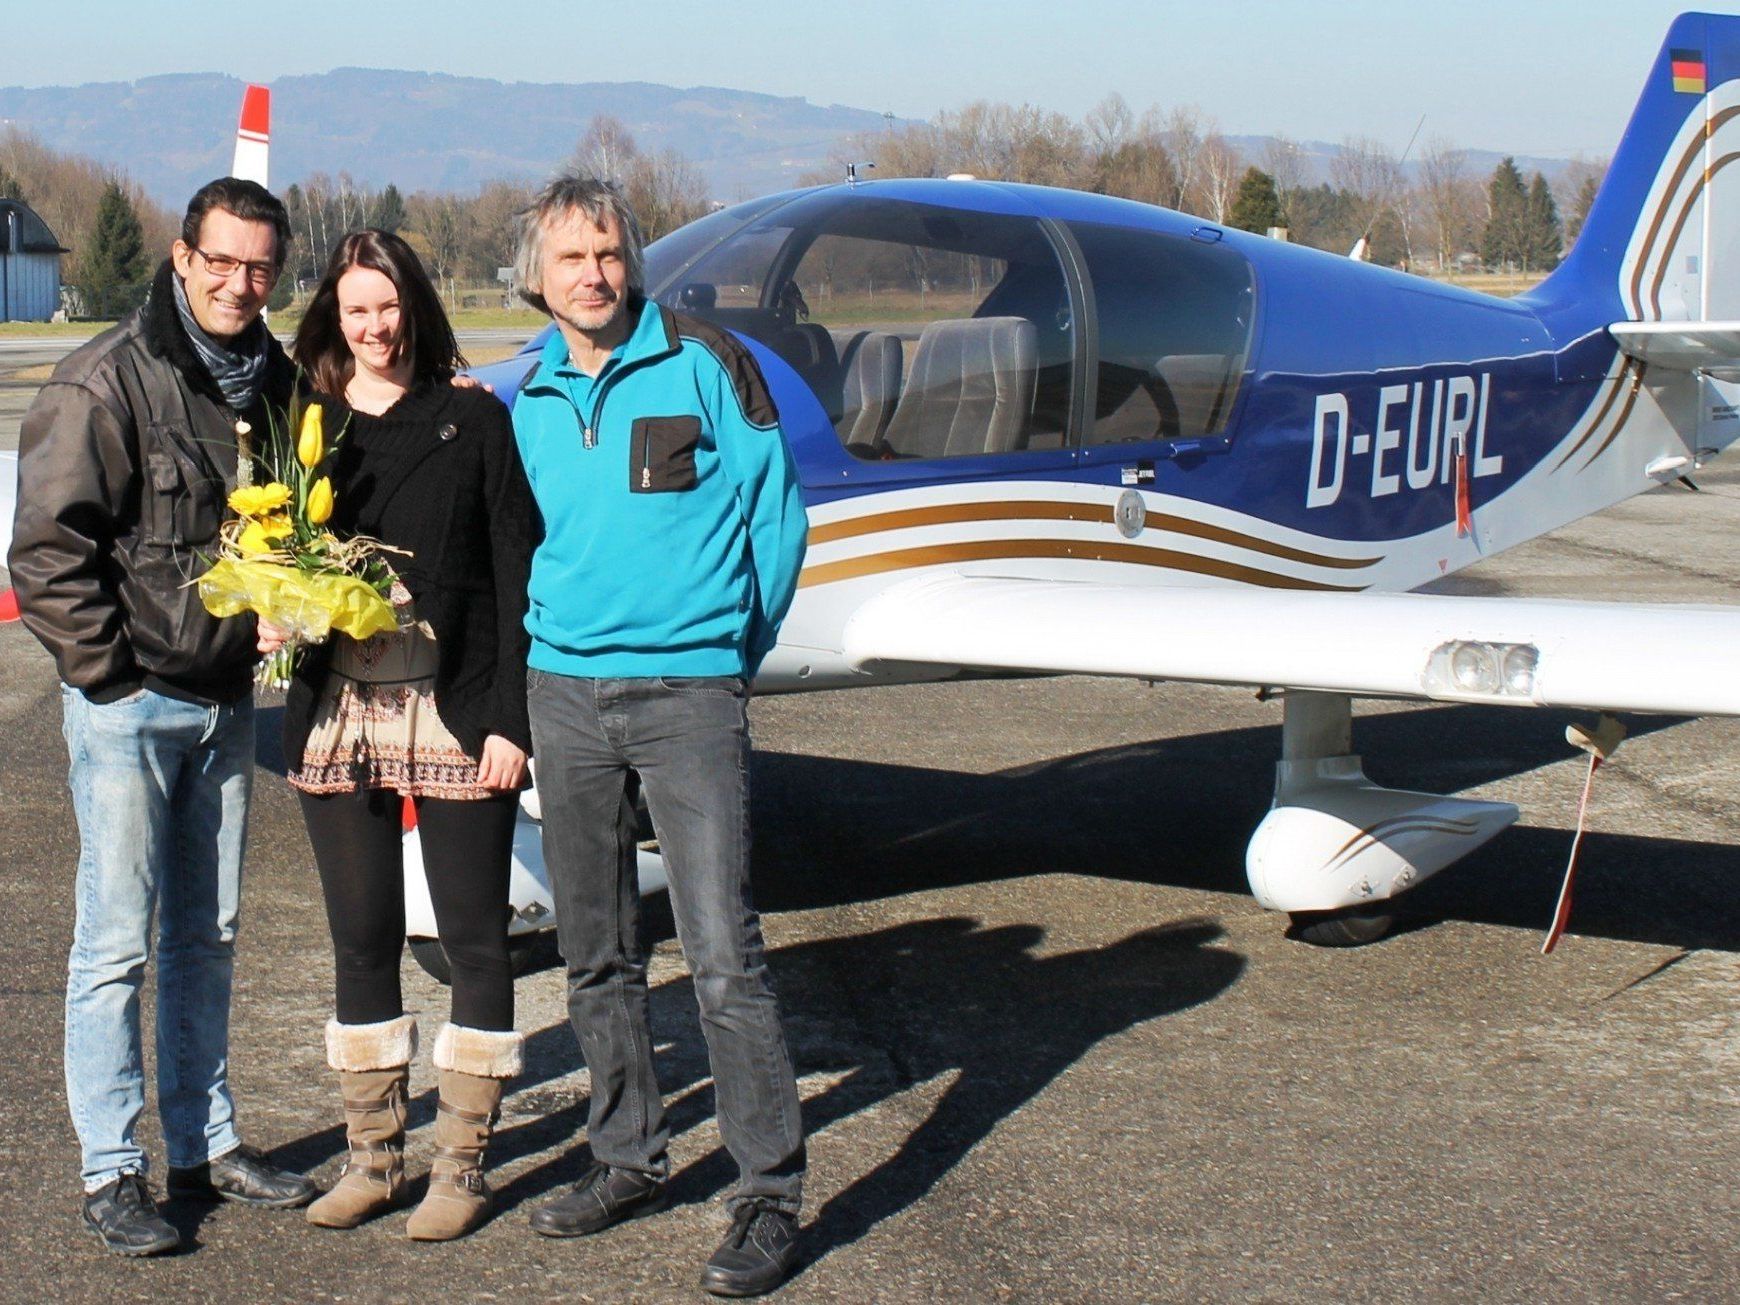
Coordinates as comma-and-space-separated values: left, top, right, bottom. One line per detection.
528, 671, 804, 1213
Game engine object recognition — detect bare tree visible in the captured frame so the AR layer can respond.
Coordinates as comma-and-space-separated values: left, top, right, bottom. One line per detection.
1260, 134, 1310, 227
1196, 134, 1244, 223
1085, 93, 1134, 160
570, 115, 640, 184
466, 180, 535, 279
1150, 104, 1209, 212
626, 149, 711, 242
1417, 136, 1481, 272
1332, 135, 1405, 257
406, 192, 473, 295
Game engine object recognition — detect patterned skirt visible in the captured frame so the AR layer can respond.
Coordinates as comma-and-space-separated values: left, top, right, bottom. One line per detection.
287, 600, 493, 801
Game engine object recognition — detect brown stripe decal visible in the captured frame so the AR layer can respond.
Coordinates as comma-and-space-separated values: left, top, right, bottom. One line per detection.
1552, 357, 1637, 472
1628, 106, 1740, 317
809, 500, 1380, 569
798, 539, 1368, 591
1575, 358, 1649, 472
1648, 148, 1740, 317
1324, 815, 1480, 874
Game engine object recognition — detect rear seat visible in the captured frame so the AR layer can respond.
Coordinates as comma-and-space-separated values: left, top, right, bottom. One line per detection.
831, 330, 903, 451
880, 317, 1037, 459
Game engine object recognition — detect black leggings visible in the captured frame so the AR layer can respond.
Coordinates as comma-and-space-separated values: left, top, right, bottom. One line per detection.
300, 787, 519, 1031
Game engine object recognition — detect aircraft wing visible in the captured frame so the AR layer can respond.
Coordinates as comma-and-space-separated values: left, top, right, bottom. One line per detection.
840, 573, 1740, 716
1609, 320, 1740, 369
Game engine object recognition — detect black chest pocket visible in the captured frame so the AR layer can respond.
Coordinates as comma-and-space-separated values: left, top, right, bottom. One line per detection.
629, 416, 701, 493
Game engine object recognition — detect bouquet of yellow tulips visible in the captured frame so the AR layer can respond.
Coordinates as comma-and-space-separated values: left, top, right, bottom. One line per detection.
198, 394, 401, 688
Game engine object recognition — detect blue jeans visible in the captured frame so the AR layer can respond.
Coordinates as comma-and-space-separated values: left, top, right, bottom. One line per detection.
529, 672, 805, 1214
61, 686, 253, 1191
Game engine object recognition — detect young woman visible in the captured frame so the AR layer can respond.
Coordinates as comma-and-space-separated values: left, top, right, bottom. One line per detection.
263, 229, 534, 1240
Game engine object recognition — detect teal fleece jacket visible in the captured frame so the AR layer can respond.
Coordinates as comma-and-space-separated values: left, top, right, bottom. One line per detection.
513, 298, 808, 679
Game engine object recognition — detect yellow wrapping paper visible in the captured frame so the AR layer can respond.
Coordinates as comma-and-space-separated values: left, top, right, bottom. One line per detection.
198, 558, 397, 642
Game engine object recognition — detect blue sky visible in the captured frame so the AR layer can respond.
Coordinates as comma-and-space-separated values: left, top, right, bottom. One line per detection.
10, 1, 1740, 157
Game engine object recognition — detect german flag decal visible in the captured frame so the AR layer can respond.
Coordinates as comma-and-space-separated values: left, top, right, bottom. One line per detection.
1671, 48, 1707, 95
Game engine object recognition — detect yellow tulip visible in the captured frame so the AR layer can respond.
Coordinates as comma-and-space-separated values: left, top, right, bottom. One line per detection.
228, 482, 292, 517
297, 403, 325, 468
306, 476, 334, 525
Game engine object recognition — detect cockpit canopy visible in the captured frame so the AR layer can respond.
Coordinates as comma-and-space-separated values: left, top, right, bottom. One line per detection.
643, 183, 1256, 466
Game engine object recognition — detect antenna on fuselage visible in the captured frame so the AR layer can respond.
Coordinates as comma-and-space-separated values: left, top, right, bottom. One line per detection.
846, 161, 876, 185
1348, 113, 1426, 261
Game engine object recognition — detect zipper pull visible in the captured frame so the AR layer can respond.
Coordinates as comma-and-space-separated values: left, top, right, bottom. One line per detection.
641, 465, 652, 489
583, 426, 596, 449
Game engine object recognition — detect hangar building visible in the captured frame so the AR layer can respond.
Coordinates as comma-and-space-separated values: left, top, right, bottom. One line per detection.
0, 199, 68, 322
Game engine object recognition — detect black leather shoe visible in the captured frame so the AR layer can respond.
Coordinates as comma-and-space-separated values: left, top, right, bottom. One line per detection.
82, 1173, 180, 1257
166, 1143, 318, 1209
700, 1199, 799, 1297
529, 1162, 668, 1237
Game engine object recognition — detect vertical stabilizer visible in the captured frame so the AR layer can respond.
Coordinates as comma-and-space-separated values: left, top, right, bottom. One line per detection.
1540, 13, 1740, 326
232, 84, 270, 186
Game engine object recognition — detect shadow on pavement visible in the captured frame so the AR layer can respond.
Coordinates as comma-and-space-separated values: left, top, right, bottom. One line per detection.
751, 704, 1736, 951
478, 914, 1243, 1281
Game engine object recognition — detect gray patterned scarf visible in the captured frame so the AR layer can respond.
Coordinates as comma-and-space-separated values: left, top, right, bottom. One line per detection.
170, 272, 269, 411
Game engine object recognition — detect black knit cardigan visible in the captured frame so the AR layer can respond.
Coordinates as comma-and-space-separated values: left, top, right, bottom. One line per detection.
280, 381, 538, 769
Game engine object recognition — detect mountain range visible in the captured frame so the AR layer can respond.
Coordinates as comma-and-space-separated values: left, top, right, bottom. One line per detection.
0, 69, 912, 204
0, 70, 1580, 207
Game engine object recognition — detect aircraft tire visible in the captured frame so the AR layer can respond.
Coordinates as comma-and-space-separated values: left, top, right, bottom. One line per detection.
1286, 906, 1395, 947
408, 930, 558, 985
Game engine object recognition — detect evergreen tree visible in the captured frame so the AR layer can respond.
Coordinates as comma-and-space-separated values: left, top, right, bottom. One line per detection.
1565, 173, 1601, 245
371, 183, 407, 235
1228, 167, 1284, 233
82, 180, 150, 317
1480, 157, 1529, 271
1524, 172, 1562, 271
0, 164, 24, 202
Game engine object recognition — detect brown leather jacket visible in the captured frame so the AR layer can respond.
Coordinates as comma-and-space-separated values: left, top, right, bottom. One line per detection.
7, 260, 295, 702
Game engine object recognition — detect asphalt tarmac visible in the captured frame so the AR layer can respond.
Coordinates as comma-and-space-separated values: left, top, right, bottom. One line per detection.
0, 369, 1735, 1301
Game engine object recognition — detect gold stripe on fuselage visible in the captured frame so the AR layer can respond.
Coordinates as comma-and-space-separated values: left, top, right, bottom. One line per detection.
807, 500, 1380, 569
798, 538, 1370, 591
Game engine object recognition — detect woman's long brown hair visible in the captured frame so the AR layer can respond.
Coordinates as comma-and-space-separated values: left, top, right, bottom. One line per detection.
290, 229, 467, 399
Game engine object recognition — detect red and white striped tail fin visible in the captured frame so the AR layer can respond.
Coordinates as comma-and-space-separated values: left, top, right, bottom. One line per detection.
232, 84, 270, 185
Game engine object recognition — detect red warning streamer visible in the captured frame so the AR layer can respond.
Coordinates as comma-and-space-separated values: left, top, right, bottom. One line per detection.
1542, 752, 1602, 954
0, 587, 18, 623
1454, 446, 1473, 538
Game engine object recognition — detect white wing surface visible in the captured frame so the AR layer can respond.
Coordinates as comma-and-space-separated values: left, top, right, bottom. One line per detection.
841, 573, 1740, 716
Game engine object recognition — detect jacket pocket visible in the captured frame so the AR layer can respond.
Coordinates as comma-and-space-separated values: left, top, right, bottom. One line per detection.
629, 416, 701, 493
142, 449, 185, 546
142, 424, 222, 547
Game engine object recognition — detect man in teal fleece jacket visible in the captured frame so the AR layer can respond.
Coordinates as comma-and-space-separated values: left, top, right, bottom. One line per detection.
511, 175, 808, 1298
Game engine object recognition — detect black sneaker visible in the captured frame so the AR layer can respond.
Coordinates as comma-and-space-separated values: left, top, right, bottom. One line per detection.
700, 1199, 799, 1297
82, 1172, 180, 1257
166, 1143, 317, 1208
529, 1162, 669, 1237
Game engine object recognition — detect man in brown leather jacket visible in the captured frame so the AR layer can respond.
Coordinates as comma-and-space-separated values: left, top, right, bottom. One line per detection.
7, 177, 317, 1255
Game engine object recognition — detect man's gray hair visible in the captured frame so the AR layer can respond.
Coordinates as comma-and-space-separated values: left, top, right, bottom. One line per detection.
513, 174, 647, 315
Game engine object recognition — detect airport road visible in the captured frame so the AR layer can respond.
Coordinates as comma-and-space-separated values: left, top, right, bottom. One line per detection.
0, 379, 1736, 1300
0, 328, 538, 457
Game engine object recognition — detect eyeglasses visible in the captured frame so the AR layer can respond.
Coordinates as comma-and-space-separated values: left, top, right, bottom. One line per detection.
192, 247, 279, 285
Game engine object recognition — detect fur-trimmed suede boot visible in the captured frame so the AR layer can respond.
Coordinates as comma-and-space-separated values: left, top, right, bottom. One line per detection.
305, 1016, 417, 1229
405, 1024, 523, 1242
